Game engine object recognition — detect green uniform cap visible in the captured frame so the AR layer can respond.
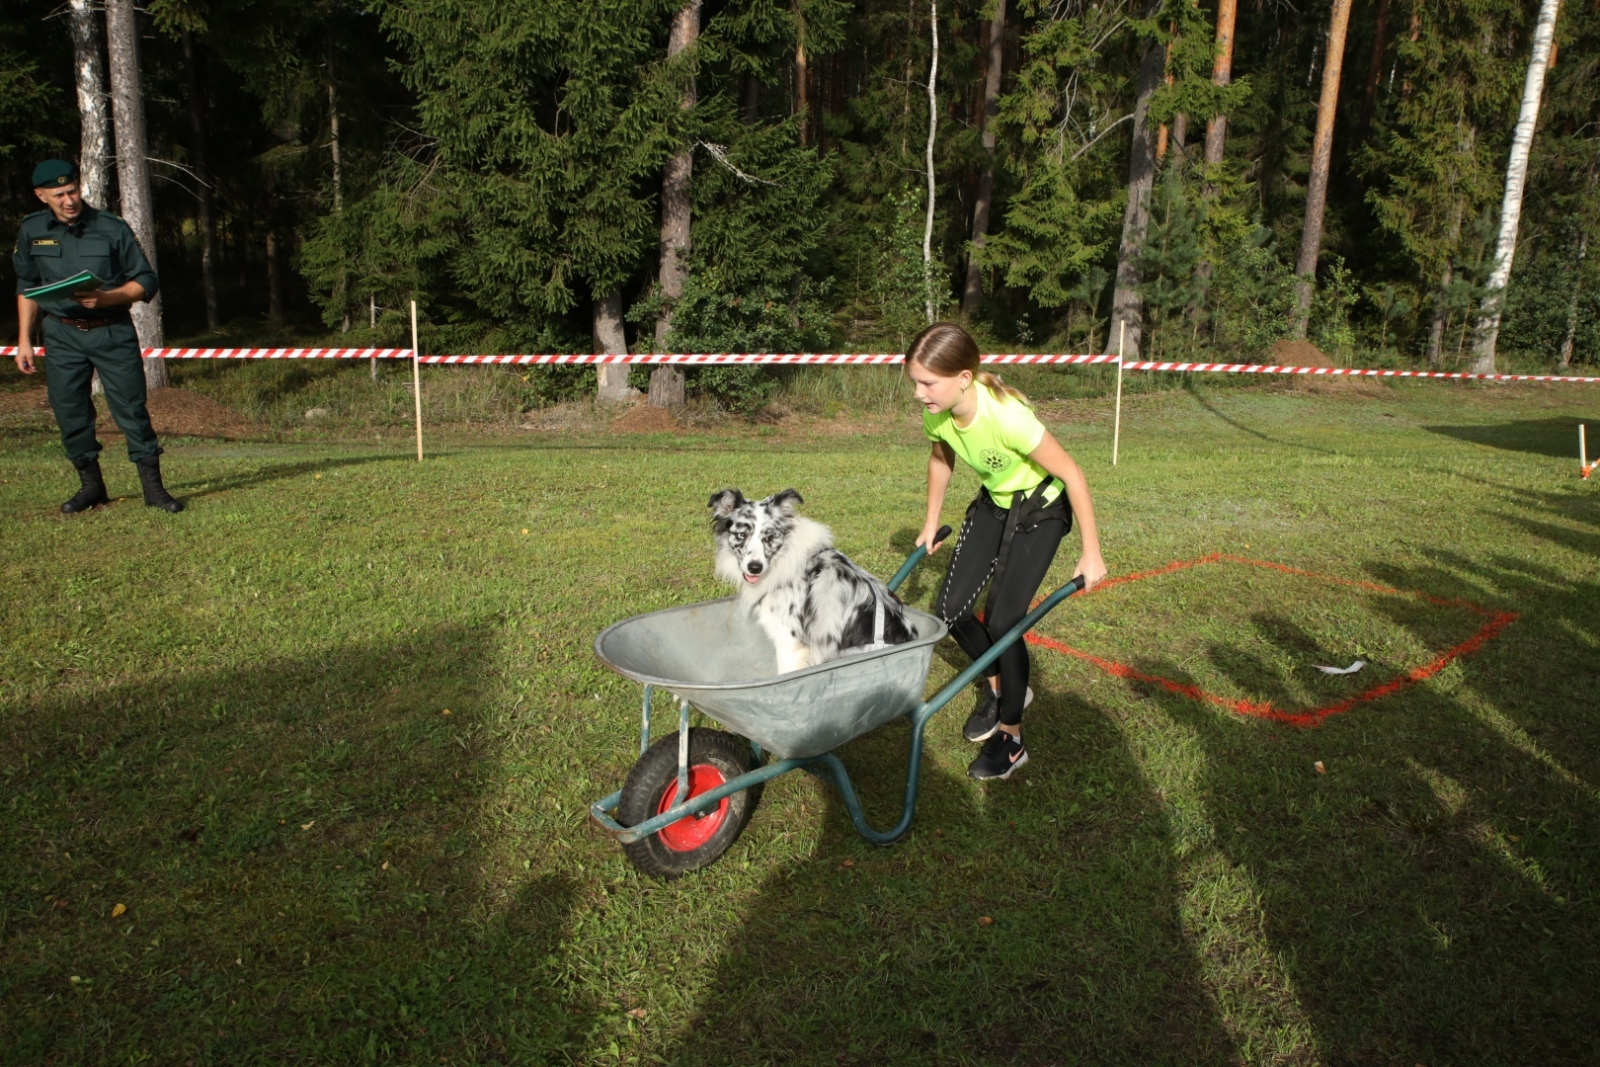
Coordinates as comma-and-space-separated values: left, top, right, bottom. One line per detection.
32, 159, 79, 189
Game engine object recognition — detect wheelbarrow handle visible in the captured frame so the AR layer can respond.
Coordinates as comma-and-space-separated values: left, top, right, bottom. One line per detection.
886, 524, 954, 593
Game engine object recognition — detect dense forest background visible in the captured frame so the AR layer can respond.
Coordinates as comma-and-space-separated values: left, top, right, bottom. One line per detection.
2, 0, 1597, 403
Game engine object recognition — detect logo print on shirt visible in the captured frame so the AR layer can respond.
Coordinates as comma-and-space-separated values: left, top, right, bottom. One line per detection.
978, 448, 1011, 473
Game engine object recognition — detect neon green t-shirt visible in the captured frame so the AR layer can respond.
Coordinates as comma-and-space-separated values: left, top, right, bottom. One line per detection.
923, 381, 1060, 508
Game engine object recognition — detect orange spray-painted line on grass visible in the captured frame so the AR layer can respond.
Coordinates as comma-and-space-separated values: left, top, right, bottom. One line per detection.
1024, 554, 1517, 728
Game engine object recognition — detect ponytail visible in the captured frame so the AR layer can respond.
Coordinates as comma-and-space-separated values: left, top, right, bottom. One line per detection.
975, 370, 1031, 406
905, 323, 1032, 407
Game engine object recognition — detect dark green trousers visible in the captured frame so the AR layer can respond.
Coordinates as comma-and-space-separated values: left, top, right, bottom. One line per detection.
41, 315, 162, 464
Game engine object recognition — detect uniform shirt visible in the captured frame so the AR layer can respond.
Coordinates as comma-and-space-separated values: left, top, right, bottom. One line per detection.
12, 207, 160, 318
923, 381, 1061, 508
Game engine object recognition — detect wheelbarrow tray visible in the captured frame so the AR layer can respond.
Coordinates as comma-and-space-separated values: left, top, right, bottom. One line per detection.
594, 597, 949, 759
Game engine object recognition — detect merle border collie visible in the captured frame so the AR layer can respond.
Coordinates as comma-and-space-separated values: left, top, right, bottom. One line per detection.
709, 488, 915, 674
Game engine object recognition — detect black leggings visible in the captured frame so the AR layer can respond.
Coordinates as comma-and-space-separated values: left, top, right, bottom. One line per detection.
935, 490, 1070, 726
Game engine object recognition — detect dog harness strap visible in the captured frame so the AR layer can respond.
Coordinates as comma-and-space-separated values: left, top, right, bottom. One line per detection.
862, 596, 888, 652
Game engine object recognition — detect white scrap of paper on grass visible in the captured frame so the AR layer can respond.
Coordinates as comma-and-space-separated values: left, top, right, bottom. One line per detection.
1314, 660, 1367, 675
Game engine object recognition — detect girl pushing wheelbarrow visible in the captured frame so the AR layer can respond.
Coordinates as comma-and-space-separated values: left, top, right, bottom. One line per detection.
590, 322, 1106, 876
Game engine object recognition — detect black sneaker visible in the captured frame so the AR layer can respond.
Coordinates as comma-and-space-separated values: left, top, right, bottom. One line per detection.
968, 730, 1028, 780
962, 684, 1034, 742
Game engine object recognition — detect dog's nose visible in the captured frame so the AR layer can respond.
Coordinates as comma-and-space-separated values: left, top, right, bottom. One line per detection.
746, 561, 764, 575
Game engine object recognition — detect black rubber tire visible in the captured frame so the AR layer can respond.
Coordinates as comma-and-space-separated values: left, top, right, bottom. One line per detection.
617, 728, 761, 879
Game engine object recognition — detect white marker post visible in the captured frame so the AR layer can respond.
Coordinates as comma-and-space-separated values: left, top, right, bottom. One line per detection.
1112, 322, 1125, 466
411, 299, 423, 462
1582, 423, 1589, 478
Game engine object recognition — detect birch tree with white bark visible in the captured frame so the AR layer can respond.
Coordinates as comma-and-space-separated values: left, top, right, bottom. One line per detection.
1469, 0, 1561, 373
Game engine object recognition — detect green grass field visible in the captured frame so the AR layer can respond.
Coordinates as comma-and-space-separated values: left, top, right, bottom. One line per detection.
2, 377, 1598, 1066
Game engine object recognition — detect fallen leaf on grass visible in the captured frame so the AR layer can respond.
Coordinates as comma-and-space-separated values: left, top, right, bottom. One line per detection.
840, 859, 855, 868
1314, 761, 1326, 775
628, 1008, 647, 1019
977, 916, 994, 927
381, 861, 389, 871
1314, 660, 1366, 675
441, 708, 451, 716
110, 903, 126, 919
301, 820, 315, 831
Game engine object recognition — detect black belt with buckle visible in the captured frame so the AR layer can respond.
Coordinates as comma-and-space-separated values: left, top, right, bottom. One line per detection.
47, 312, 124, 331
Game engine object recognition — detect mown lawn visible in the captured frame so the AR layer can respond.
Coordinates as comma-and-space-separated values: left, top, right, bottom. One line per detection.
2, 379, 1597, 1066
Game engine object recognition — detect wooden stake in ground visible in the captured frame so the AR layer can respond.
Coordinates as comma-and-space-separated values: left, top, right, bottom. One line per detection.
1113, 322, 1125, 466
411, 300, 423, 462
1470, 0, 1562, 374
1291, 0, 1354, 339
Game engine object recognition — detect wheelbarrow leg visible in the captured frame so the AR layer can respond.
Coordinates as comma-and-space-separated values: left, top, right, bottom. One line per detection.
640, 684, 653, 756
803, 718, 931, 846
673, 698, 691, 807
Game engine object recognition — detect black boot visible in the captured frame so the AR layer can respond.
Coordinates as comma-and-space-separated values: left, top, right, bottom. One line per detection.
136, 455, 184, 513
61, 456, 110, 514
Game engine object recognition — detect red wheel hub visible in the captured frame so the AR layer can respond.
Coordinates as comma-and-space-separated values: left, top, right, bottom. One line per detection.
654, 764, 730, 852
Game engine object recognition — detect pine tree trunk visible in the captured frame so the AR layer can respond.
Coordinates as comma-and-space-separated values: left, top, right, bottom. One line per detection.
960, 0, 1005, 317
795, 24, 809, 146
328, 42, 348, 333
1558, 234, 1586, 368
743, 74, 760, 123
267, 230, 286, 326
1191, 0, 1238, 313
1202, 0, 1237, 170
1110, 34, 1166, 360
1427, 263, 1450, 367
595, 292, 636, 402
105, 0, 166, 388
69, 0, 110, 208
922, 0, 940, 325
183, 31, 220, 334
650, 0, 701, 408
1470, 0, 1561, 374
1291, 0, 1354, 340
1354, 0, 1390, 151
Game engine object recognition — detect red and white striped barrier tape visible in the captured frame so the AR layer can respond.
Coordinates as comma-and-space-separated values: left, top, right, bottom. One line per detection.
3, 346, 1597, 382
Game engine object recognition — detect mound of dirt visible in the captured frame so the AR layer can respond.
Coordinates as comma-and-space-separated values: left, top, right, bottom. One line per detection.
102, 387, 261, 439
1266, 339, 1336, 368
610, 402, 683, 434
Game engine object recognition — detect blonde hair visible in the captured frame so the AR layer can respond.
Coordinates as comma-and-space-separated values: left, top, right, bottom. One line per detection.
904, 322, 1031, 406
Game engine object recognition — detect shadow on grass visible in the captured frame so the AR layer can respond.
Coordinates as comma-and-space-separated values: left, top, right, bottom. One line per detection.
1422, 416, 1599, 461
1121, 496, 1600, 1064
0, 624, 595, 1066
655, 693, 1240, 1065
169, 453, 408, 500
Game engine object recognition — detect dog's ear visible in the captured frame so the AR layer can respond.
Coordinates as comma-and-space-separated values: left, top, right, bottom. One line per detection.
770, 489, 803, 514
708, 489, 746, 519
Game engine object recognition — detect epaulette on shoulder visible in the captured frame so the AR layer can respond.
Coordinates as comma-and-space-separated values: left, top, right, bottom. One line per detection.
23, 209, 48, 220
100, 212, 125, 222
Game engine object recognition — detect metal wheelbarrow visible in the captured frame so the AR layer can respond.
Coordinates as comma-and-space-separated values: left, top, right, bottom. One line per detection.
588, 526, 1087, 878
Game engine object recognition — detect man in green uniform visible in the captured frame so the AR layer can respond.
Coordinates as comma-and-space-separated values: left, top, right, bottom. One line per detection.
12, 159, 181, 513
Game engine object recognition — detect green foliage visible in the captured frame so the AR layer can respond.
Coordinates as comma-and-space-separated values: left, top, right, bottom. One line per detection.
0, 53, 58, 160
1312, 255, 1361, 357
5, 0, 1594, 376
1208, 223, 1298, 355
1135, 170, 1205, 358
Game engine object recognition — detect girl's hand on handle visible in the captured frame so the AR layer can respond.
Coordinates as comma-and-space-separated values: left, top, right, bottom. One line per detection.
1072, 551, 1107, 592
916, 520, 949, 553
